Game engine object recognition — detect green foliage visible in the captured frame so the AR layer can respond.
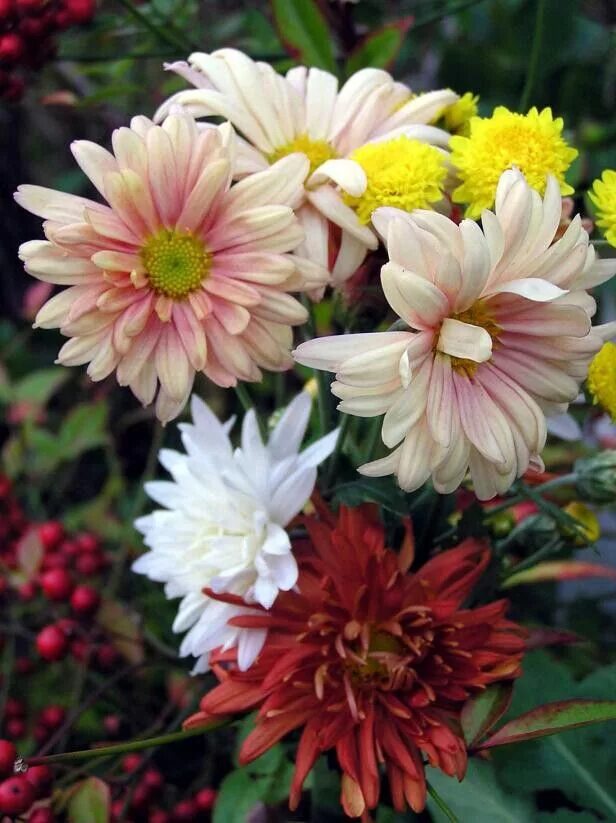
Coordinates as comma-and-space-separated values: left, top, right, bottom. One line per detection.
271, 0, 337, 73
64, 777, 111, 823
346, 18, 412, 75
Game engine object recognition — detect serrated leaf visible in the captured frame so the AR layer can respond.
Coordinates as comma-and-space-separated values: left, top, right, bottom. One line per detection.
346, 17, 413, 74
461, 683, 513, 748
66, 777, 110, 823
479, 698, 616, 749
271, 0, 336, 73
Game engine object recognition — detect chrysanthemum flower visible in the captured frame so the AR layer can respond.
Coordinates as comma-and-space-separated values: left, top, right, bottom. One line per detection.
294, 170, 616, 499
155, 48, 457, 285
132, 391, 338, 672
587, 342, 616, 422
450, 107, 578, 218
440, 91, 478, 136
186, 505, 525, 816
16, 114, 327, 422
589, 169, 616, 247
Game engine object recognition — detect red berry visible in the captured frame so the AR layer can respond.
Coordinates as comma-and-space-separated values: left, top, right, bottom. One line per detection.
0, 33, 23, 64
149, 811, 170, 823
16, 0, 43, 13
130, 782, 152, 810
19, 17, 46, 38
4, 717, 26, 740
75, 533, 99, 553
56, 618, 78, 637
0, 775, 35, 815
33, 725, 50, 746
17, 580, 38, 601
74, 552, 101, 576
40, 552, 69, 571
142, 768, 164, 793
70, 585, 100, 616
29, 808, 56, 823
38, 706, 65, 729
0, 740, 16, 778
172, 800, 197, 821
96, 643, 119, 671
15, 657, 35, 676
121, 753, 142, 774
38, 522, 64, 553
70, 639, 89, 661
102, 714, 121, 737
61, 0, 95, 24
36, 625, 68, 662
195, 788, 217, 811
40, 569, 73, 601
25, 764, 53, 798
0, 0, 14, 22
59, 539, 79, 558
5, 698, 25, 718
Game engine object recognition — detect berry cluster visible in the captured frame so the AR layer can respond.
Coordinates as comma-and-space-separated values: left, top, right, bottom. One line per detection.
111, 756, 217, 823
0, 0, 96, 101
0, 739, 53, 819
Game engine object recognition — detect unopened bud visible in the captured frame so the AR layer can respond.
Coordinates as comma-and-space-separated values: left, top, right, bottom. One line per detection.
575, 451, 616, 504
561, 501, 600, 546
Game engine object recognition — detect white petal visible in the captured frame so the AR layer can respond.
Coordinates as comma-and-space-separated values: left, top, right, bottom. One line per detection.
437, 318, 493, 362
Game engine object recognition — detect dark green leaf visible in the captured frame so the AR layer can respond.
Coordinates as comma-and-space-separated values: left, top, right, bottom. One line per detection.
461, 683, 513, 748
59, 402, 109, 459
333, 476, 410, 515
271, 0, 336, 73
346, 17, 412, 74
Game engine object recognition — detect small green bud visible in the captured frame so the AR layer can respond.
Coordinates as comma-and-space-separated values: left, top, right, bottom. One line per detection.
575, 451, 616, 505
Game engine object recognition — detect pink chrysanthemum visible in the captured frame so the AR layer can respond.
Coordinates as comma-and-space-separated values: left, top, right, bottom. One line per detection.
294, 170, 616, 499
16, 114, 326, 422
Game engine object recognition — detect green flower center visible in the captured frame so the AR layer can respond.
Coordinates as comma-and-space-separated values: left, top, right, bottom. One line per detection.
140, 230, 211, 299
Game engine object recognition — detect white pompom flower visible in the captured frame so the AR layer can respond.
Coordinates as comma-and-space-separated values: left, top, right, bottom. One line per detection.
132, 391, 338, 672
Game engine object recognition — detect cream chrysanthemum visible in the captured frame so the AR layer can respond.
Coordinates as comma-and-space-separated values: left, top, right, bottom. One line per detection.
587, 342, 616, 422
589, 169, 616, 247
155, 48, 458, 286
294, 170, 616, 500
451, 106, 578, 218
132, 391, 338, 673
16, 114, 327, 422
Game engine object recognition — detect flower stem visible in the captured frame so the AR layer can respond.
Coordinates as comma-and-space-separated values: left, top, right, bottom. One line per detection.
501, 536, 563, 583
486, 472, 578, 516
233, 383, 268, 440
325, 413, 353, 489
519, 0, 546, 111
427, 782, 459, 823
26, 722, 225, 767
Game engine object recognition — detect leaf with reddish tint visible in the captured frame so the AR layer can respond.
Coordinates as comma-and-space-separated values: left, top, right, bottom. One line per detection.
502, 560, 616, 588
271, 0, 336, 73
66, 777, 111, 823
15, 528, 44, 580
461, 683, 513, 748
477, 699, 616, 750
97, 600, 145, 664
525, 627, 583, 650
346, 17, 413, 74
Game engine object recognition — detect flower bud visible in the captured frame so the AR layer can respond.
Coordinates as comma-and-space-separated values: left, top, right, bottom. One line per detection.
575, 451, 616, 504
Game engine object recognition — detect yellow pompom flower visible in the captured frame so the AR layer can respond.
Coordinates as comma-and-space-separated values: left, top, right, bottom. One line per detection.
587, 341, 616, 422
442, 92, 479, 136
589, 169, 616, 247
344, 136, 448, 224
450, 106, 578, 218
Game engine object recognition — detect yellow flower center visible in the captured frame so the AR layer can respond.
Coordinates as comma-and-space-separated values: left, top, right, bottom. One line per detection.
268, 133, 337, 175
140, 229, 211, 299
344, 136, 447, 224
450, 106, 578, 219
449, 300, 501, 377
587, 341, 616, 422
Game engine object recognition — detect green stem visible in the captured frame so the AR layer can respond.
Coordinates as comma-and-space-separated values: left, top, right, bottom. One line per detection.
325, 413, 353, 489
486, 472, 577, 516
364, 416, 383, 463
233, 384, 267, 440
414, 0, 489, 30
427, 782, 459, 823
501, 536, 562, 582
27, 722, 225, 767
116, 0, 187, 52
519, 0, 546, 111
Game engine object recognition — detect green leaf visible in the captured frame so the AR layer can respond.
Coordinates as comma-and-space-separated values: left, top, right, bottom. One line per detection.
461, 683, 513, 748
66, 777, 111, 823
346, 17, 412, 74
271, 0, 336, 73
12, 368, 69, 408
427, 759, 534, 823
58, 402, 109, 459
333, 476, 410, 516
479, 699, 616, 749
213, 769, 265, 823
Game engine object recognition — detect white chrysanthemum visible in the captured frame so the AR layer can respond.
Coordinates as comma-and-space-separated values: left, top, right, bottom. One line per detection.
132, 391, 338, 672
155, 48, 457, 286
294, 170, 616, 500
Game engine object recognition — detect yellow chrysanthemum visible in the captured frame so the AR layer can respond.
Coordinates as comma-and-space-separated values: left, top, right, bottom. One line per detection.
344, 136, 447, 224
589, 169, 616, 247
450, 106, 578, 218
587, 341, 616, 422
442, 92, 479, 136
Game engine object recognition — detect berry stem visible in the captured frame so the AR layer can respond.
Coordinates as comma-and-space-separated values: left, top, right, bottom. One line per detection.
26, 721, 226, 767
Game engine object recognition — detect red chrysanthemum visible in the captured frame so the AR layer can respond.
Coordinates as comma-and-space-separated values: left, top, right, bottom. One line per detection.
186, 504, 525, 817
